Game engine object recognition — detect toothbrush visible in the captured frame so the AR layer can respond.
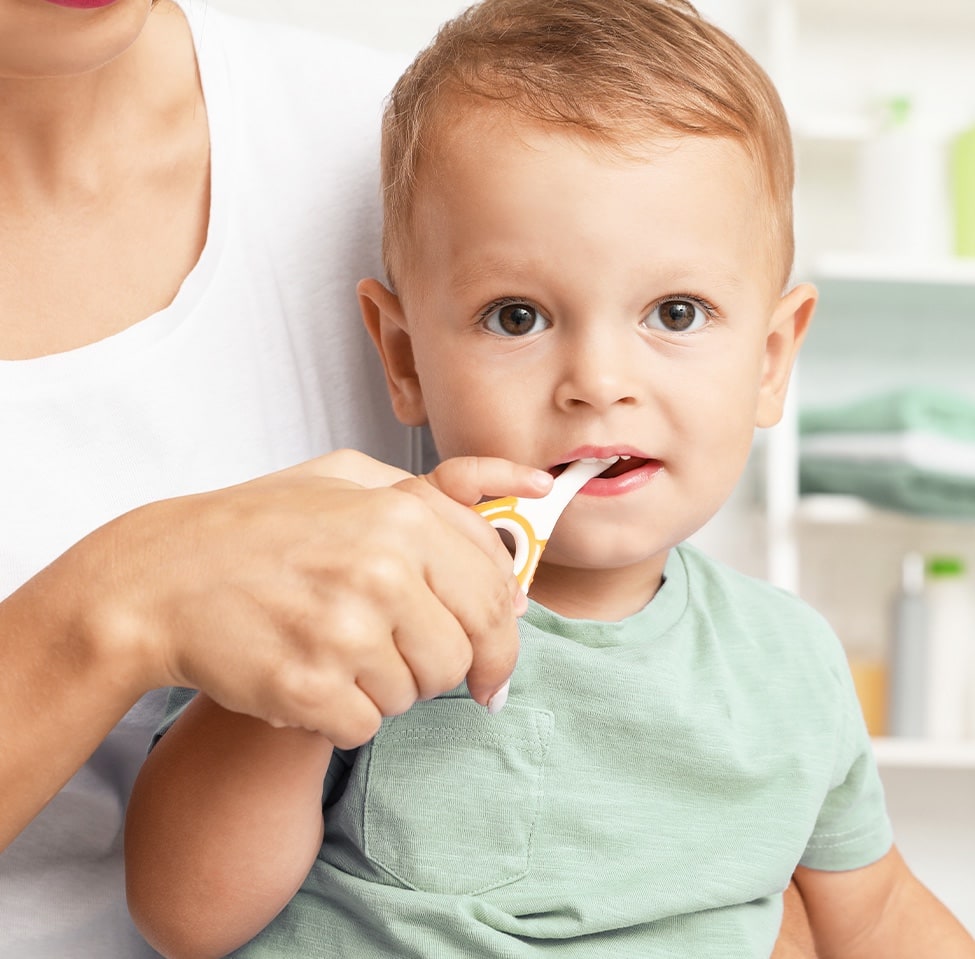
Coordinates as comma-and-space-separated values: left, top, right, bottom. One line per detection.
474, 457, 619, 590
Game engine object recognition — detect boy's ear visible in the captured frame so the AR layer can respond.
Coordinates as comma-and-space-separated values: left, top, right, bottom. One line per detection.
756, 282, 818, 428
357, 278, 428, 427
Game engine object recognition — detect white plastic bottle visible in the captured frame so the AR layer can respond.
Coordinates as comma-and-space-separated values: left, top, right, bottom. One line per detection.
858, 95, 951, 259
923, 556, 974, 741
887, 552, 927, 738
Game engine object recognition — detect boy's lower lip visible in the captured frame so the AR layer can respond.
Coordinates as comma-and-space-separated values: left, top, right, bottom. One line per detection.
580, 460, 662, 497
42, 0, 119, 8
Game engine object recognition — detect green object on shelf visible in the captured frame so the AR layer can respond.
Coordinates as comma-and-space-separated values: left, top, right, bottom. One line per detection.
800, 387, 975, 443
798, 460, 975, 518
885, 94, 912, 129
927, 555, 965, 577
799, 388, 975, 519
952, 123, 975, 258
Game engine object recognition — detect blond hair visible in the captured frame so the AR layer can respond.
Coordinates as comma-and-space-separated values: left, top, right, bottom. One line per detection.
381, 0, 795, 289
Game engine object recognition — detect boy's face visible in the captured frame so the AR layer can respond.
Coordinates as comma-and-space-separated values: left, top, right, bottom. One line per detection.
363, 107, 814, 616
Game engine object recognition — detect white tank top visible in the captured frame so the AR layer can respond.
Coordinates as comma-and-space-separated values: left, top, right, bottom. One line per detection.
0, 5, 411, 955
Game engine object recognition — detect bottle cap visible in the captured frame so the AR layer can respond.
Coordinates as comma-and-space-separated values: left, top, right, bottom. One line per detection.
886, 95, 912, 128
901, 552, 925, 593
926, 555, 966, 578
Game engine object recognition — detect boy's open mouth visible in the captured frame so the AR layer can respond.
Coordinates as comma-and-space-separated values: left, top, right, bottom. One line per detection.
551, 456, 650, 481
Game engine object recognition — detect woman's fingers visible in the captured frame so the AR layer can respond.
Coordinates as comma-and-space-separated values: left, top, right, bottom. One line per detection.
307, 447, 414, 489
419, 455, 553, 507
394, 457, 552, 703
114, 453, 549, 745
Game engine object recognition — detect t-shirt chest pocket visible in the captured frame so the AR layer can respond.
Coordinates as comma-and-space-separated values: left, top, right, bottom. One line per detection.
357, 698, 554, 896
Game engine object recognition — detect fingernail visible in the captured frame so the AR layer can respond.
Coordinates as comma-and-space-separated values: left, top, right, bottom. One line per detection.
513, 587, 529, 617
532, 469, 554, 490
486, 679, 510, 715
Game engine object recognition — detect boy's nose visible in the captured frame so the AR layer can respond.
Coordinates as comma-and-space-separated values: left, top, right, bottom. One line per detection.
552, 334, 641, 413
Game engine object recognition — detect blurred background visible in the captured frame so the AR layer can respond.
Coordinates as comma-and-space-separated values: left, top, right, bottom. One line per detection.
210, 0, 975, 928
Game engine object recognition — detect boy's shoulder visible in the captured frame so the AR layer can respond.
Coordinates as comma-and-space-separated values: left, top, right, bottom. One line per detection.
673, 541, 840, 646
672, 543, 854, 701
676, 540, 814, 604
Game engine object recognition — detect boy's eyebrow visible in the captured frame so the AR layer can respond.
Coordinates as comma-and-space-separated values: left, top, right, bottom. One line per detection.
450, 256, 747, 295
449, 255, 536, 292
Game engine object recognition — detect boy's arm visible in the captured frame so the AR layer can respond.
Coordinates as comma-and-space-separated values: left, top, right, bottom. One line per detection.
124, 694, 333, 959
796, 845, 975, 958
770, 880, 818, 958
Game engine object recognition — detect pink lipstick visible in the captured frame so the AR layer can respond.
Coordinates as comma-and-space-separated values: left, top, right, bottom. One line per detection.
43, 0, 120, 9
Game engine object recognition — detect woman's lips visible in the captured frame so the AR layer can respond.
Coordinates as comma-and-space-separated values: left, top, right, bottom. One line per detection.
42, 0, 119, 9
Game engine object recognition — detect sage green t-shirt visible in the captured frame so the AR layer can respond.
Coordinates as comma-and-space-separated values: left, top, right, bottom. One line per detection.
220, 544, 892, 957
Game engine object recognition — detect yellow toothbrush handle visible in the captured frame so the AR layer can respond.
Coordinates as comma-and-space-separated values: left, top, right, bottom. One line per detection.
473, 496, 547, 590
473, 458, 618, 592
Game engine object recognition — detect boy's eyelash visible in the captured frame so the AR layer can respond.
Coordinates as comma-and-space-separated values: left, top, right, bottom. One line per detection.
478, 296, 535, 320
655, 292, 720, 317
476, 293, 720, 323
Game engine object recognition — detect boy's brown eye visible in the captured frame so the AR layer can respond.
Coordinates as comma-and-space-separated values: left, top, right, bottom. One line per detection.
646, 298, 708, 333
499, 304, 537, 334
483, 301, 550, 337
661, 300, 696, 331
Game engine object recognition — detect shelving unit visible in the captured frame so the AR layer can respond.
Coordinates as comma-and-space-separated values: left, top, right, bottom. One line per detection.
812, 253, 975, 286
702, 0, 975, 930
743, 0, 975, 636
873, 737, 975, 770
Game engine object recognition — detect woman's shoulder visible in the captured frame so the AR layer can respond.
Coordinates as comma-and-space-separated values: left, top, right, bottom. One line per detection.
184, 3, 407, 115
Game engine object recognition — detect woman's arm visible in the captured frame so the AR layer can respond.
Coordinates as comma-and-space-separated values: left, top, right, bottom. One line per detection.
1, 450, 551, 850
125, 695, 331, 959
0, 544, 153, 849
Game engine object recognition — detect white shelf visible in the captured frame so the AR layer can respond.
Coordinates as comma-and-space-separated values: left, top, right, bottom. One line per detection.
794, 115, 870, 144
793, 0, 975, 31
795, 495, 878, 525
796, 496, 975, 530
873, 737, 975, 770
811, 253, 975, 288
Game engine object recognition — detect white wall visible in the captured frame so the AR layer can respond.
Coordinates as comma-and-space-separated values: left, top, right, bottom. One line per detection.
208, 0, 745, 56
208, 0, 469, 53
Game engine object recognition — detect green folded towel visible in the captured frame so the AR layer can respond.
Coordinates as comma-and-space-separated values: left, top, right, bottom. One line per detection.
799, 388, 975, 518
800, 387, 975, 443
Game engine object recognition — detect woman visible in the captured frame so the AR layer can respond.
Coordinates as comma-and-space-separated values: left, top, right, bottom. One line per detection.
0, 1, 539, 954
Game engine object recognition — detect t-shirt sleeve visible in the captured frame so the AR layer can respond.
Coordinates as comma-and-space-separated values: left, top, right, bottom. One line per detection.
800, 657, 893, 871
148, 685, 198, 752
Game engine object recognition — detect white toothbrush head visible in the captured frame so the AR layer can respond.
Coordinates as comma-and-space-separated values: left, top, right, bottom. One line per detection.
474, 456, 618, 589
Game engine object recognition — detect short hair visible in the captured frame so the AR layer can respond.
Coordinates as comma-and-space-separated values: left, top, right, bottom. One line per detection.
380, 0, 795, 290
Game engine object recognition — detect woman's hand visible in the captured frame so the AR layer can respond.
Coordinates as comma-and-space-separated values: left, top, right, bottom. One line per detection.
0, 449, 550, 847
138, 450, 550, 743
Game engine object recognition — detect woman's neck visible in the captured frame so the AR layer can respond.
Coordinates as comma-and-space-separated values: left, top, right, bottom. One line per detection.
0, 1, 198, 201
0, 0, 209, 360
